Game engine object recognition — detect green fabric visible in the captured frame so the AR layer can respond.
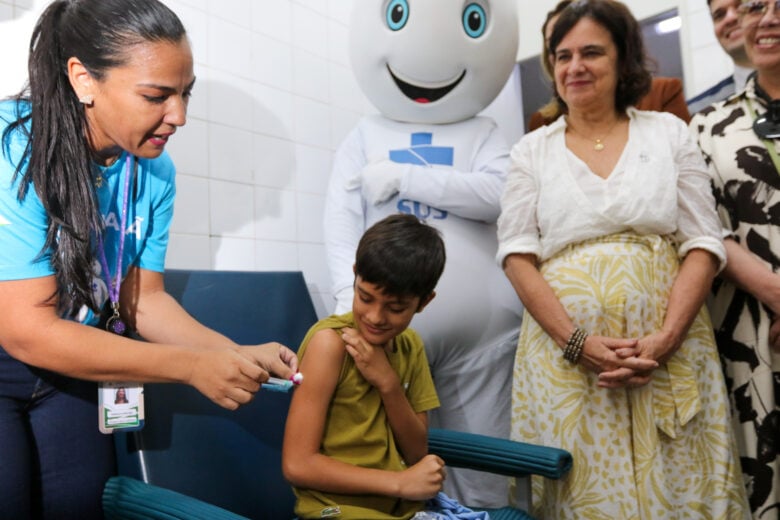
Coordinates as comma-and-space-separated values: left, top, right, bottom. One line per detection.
293, 313, 439, 520
428, 428, 572, 479
103, 476, 249, 520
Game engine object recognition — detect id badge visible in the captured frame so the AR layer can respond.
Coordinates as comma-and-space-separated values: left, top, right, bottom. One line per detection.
98, 382, 145, 434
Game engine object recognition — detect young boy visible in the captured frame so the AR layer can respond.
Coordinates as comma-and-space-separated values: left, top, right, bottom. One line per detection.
283, 214, 447, 519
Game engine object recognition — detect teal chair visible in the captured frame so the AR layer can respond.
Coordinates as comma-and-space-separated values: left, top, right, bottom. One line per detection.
102, 270, 571, 520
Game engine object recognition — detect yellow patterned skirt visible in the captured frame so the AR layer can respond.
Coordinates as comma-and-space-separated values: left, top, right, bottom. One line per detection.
511, 233, 749, 519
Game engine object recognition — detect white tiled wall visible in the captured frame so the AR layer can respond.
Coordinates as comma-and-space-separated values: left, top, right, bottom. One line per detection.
0, 0, 737, 320
159, 0, 368, 319
195, 0, 391, 319
0, 2, 12, 21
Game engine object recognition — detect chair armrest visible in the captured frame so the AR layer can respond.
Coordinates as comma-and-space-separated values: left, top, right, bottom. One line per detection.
103, 476, 249, 520
428, 428, 572, 480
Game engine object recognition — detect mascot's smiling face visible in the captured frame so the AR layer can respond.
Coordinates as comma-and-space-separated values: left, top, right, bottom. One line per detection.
349, 0, 518, 124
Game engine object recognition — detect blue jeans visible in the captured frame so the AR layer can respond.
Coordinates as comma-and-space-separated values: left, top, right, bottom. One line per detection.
0, 347, 115, 520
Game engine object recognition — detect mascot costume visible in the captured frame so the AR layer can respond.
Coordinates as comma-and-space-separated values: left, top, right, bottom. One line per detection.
324, 0, 522, 507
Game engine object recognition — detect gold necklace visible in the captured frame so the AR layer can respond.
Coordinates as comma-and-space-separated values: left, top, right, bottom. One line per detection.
568, 117, 622, 152
93, 153, 121, 188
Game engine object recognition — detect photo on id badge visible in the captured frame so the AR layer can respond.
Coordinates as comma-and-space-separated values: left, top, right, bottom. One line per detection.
98, 382, 145, 434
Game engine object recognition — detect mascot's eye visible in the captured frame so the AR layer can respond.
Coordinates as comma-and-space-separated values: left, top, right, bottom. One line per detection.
386, 0, 409, 31
463, 3, 487, 38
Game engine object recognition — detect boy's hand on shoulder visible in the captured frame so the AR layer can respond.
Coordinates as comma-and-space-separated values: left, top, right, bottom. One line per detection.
397, 454, 446, 500
341, 327, 399, 393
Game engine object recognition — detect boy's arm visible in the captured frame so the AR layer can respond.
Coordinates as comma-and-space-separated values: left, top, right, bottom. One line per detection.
282, 329, 444, 500
341, 328, 429, 464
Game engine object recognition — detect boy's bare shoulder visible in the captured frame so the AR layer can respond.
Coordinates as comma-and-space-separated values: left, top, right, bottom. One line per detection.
304, 327, 347, 358
311, 326, 343, 342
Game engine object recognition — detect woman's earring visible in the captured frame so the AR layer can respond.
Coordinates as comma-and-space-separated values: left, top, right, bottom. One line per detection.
79, 95, 94, 106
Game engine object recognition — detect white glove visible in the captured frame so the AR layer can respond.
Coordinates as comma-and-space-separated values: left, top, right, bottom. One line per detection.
359, 160, 406, 206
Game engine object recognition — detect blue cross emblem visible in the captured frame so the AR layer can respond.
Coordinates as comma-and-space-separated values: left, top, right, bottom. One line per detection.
389, 132, 454, 167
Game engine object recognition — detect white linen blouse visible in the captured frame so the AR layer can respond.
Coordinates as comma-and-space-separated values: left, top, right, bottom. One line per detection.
496, 108, 726, 269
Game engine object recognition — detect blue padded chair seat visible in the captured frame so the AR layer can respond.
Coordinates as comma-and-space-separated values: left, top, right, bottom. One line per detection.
479, 507, 535, 520
104, 476, 248, 520
104, 476, 536, 520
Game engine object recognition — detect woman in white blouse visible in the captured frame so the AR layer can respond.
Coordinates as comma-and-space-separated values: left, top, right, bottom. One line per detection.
497, 1, 749, 518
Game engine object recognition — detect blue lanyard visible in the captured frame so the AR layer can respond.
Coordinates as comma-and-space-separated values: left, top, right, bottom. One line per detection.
96, 154, 133, 334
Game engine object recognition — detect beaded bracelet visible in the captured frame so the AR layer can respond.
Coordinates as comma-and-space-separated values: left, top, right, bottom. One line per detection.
563, 327, 587, 364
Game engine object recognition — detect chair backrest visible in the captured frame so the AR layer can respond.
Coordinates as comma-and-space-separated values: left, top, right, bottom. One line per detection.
113, 270, 318, 519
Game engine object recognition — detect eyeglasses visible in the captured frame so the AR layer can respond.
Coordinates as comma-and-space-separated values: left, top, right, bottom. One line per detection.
738, 0, 780, 25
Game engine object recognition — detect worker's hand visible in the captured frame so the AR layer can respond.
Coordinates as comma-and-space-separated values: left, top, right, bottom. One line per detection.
240, 342, 298, 380
187, 348, 265, 410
